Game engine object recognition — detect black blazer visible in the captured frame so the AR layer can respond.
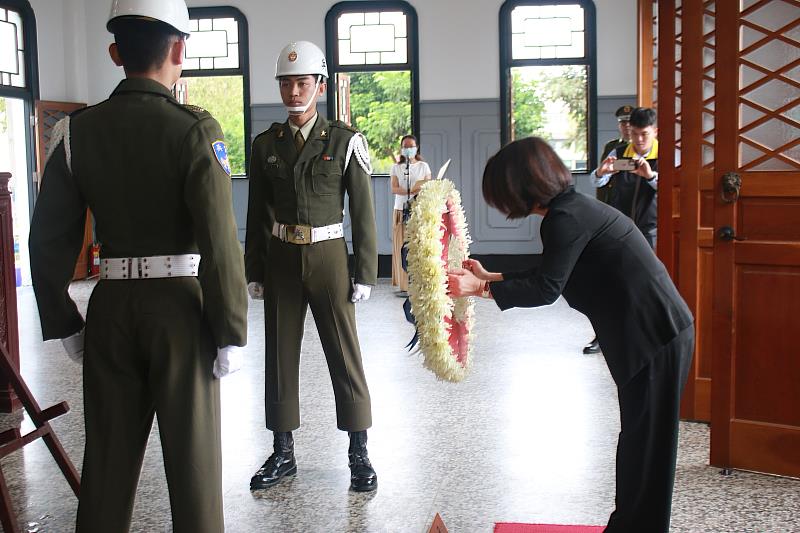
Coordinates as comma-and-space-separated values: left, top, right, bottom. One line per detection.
490, 188, 693, 386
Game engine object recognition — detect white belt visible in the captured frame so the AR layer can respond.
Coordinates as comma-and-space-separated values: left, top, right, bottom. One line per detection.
100, 254, 200, 280
272, 222, 344, 245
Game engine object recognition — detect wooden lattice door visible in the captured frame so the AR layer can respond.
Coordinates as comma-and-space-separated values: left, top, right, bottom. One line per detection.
34, 100, 91, 280
709, 0, 800, 477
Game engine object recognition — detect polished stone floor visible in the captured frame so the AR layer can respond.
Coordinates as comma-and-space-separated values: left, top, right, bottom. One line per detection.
4, 279, 799, 532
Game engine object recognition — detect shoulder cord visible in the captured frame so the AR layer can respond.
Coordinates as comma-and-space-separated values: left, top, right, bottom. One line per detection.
344, 133, 373, 175
44, 116, 72, 173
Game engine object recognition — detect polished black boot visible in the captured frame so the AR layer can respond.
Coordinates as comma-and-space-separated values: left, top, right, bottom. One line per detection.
250, 431, 297, 490
582, 336, 601, 354
348, 430, 377, 492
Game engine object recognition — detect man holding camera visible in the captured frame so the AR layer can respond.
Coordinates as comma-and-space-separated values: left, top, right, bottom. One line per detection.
591, 107, 659, 249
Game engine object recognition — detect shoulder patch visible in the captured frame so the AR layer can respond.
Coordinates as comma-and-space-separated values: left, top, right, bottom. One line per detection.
212, 140, 232, 176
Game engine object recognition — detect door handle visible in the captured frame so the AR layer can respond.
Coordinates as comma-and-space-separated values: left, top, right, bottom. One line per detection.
718, 226, 746, 241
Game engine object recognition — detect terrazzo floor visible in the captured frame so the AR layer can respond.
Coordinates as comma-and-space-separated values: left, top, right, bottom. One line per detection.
3, 279, 799, 532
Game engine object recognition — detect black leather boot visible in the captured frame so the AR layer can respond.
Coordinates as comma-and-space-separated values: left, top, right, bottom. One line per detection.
250, 431, 297, 490
348, 430, 377, 492
582, 336, 601, 354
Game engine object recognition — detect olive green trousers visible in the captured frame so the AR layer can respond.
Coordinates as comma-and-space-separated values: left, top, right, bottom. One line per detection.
263, 237, 372, 432
77, 278, 223, 533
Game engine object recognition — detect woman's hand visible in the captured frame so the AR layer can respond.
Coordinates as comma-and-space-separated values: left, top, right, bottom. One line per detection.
462, 258, 492, 280
447, 268, 483, 297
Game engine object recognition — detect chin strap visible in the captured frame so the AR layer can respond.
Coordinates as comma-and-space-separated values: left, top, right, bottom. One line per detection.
285, 77, 321, 115
344, 133, 373, 175
45, 116, 72, 173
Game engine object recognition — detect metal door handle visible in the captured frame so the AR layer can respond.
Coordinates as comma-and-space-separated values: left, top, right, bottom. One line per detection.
718, 226, 745, 241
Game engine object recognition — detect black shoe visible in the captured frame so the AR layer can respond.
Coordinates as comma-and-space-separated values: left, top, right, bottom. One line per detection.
250, 431, 297, 490
348, 431, 378, 492
582, 337, 601, 355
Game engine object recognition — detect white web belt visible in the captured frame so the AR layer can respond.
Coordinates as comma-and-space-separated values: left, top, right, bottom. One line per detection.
100, 254, 200, 279
272, 222, 344, 245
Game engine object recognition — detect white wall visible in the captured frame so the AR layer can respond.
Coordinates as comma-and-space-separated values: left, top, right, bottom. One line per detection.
30, 0, 637, 106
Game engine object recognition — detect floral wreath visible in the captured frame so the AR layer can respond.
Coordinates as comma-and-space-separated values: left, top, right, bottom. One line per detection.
405, 179, 475, 382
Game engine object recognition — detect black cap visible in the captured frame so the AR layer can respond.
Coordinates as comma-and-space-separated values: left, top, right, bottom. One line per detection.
615, 105, 634, 122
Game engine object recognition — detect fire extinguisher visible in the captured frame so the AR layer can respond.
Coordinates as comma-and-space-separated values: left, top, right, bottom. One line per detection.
90, 243, 101, 277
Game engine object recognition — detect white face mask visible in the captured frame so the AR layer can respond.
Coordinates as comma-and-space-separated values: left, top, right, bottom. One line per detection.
401, 147, 418, 159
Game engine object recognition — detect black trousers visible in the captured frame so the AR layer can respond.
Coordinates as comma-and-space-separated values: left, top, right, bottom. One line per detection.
605, 324, 694, 533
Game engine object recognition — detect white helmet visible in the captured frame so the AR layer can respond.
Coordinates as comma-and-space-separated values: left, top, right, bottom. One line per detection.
107, 0, 191, 35
275, 41, 328, 79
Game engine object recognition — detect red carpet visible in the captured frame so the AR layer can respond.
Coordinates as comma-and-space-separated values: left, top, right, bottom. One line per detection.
494, 524, 605, 533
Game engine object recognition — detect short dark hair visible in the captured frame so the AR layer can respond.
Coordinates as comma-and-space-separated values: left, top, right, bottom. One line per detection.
629, 107, 657, 129
111, 17, 183, 74
482, 137, 573, 219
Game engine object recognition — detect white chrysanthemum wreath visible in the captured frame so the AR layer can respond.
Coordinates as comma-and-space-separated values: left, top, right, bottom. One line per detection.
405, 179, 475, 382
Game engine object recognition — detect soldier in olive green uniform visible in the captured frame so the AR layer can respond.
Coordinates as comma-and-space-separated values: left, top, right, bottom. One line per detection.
245, 41, 379, 492
28, 2, 247, 531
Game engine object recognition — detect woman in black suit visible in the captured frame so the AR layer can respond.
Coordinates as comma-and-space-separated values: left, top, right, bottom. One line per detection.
448, 137, 694, 532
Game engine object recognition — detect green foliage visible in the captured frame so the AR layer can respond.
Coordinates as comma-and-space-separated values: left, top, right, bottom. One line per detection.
183, 76, 245, 175
346, 71, 411, 174
0, 98, 7, 134
510, 66, 588, 167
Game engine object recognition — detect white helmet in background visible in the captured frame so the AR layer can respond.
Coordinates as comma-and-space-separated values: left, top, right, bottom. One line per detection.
107, 0, 191, 35
275, 41, 328, 79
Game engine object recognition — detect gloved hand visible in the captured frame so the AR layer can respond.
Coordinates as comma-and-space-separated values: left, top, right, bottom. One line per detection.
351, 283, 372, 303
247, 282, 264, 300
213, 345, 244, 378
60, 329, 85, 364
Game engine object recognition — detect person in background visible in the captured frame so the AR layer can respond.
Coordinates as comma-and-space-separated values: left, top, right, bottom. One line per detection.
390, 134, 431, 294
448, 136, 694, 533
245, 40, 379, 493
29, 0, 248, 530
584, 104, 634, 354
590, 107, 659, 249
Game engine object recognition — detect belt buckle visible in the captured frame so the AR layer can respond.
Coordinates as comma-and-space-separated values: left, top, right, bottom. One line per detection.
288, 225, 310, 244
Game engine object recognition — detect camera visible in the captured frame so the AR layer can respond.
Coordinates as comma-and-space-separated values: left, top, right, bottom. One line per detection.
612, 158, 638, 172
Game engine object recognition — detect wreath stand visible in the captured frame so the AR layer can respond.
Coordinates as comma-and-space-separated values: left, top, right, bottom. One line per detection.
0, 172, 79, 533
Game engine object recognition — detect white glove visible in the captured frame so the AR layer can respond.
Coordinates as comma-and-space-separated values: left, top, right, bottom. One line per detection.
60, 329, 85, 364
247, 282, 264, 300
213, 345, 244, 378
351, 283, 372, 303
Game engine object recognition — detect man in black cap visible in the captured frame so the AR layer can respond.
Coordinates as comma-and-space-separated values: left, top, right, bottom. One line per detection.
583, 104, 634, 355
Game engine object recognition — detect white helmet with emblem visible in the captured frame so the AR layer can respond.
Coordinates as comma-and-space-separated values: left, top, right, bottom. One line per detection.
107, 0, 191, 35
275, 41, 328, 79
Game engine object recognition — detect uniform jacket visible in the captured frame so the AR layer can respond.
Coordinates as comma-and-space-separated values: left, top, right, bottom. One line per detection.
605, 142, 658, 242
245, 115, 378, 286
489, 188, 693, 386
29, 78, 248, 348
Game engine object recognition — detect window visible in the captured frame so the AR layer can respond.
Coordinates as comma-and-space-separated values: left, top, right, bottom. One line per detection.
1, 1, 38, 286
500, 1, 597, 171
325, 1, 419, 175
176, 7, 250, 177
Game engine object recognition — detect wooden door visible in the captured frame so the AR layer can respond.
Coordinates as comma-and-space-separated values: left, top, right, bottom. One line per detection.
710, 0, 800, 477
34, 100, 91, 280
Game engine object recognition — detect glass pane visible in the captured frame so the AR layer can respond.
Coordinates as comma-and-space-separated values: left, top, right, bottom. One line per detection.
212, 17, 238, 43
177, 76, 246, 175
186, 30, 229, 58
198, 18, 213, 31
214, 44, 239, 70
511, 4, 585, 60
7, 8, 23, 50
335, 71, 411, 175
510, 65, 589, 171
0, 21, 19, 74
337, 10, 407, 65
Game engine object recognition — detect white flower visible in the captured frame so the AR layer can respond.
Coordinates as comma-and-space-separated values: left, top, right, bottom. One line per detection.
405, 179, 475, 382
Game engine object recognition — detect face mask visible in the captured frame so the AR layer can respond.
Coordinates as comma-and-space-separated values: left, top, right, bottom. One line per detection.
401, 147, 418, 159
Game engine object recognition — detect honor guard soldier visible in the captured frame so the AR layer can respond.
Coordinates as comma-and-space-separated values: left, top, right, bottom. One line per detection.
591, 107, 660, 249
245, 41, 379, 492
28, 0, 248, 531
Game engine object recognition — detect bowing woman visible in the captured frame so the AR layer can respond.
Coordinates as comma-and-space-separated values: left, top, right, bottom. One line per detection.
448, 136, 694, 533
